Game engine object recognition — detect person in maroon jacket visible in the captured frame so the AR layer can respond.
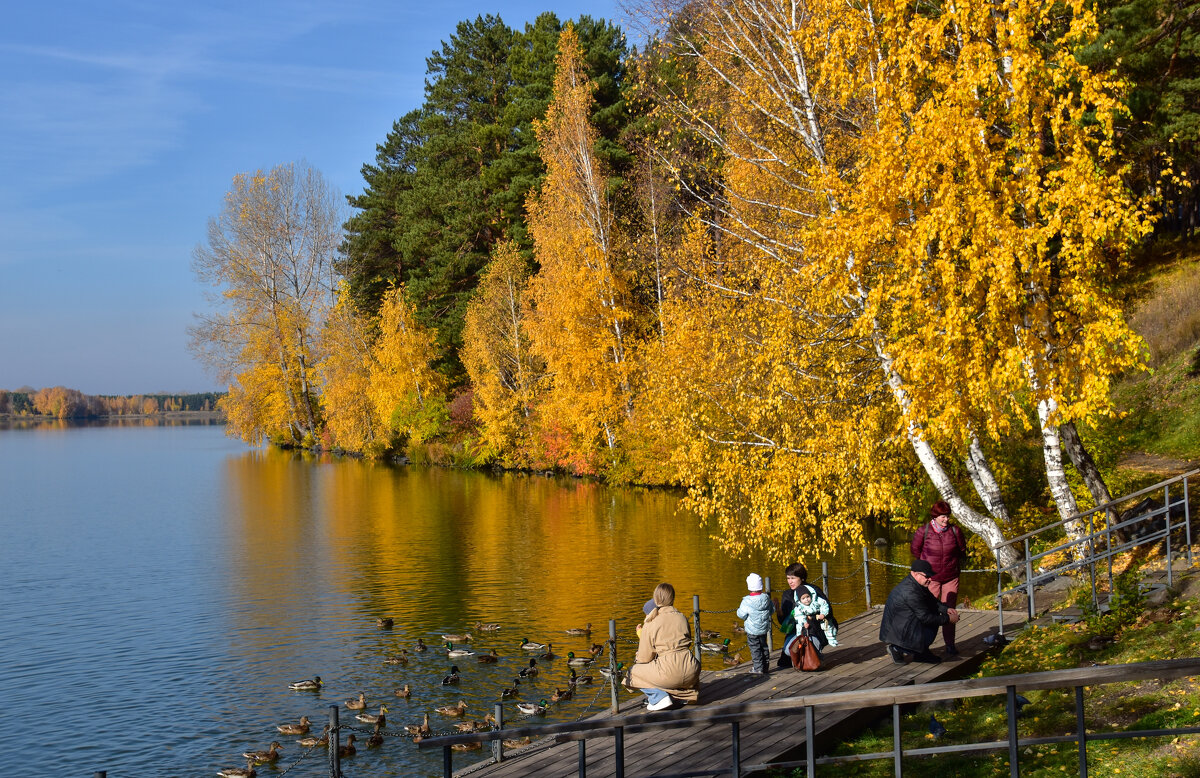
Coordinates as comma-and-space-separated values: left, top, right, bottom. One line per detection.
910, 500, 968, 656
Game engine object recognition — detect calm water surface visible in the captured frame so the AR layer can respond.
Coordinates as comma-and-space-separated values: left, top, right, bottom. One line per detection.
0, 421, 925, 776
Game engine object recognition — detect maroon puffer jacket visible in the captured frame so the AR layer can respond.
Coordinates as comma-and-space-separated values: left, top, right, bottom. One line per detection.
910, 522, 967, 582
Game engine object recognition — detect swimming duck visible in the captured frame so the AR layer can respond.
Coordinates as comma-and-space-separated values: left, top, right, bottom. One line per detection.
538, 644, 556, 660
276, 715, 312, 735
377, 617, 394, 629
566, 651, 593, 666
589, 643, 604, 657
551, 686, 573, 702
413, 638, 428, 652
404, 713, 431, 736
569, 668, 594, 686
385, 650, 409, 665
393, 684, 412, 698
453, 719, 485, 732
599, 662, 624, 679
519, 637, 547, 650
435, 699, 469, 717
516, 699, 549, 716
441, 632, 472, 642
518, 658, 539, 677
296, 725, 330, 748
500, 678, 521, 699
502, 736, 532, 749
367, 722, 384, 748
356, 705, 388, 726
451, 741, 483, 752
477, 648, 500, 663
474, 621, 502, 631
700, 638, 732, 653
565, 622, 592, 636
216, 758, 257, 778
446, 642, 475, 658
338, 734, 357, 758
344, 691, 367, 710
723, 651, 746, 667
732, 622, 746, 634
442, 665, 461, 685
287, 676, 323, 691
698, 629, 721, 640
241, 741, 282, 765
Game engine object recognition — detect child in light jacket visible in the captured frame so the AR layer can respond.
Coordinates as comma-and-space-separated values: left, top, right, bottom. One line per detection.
737, 573, 773, 674
794, 587, 838, 647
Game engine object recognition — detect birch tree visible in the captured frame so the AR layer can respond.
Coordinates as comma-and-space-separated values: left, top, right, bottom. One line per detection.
190, 162, 340, 446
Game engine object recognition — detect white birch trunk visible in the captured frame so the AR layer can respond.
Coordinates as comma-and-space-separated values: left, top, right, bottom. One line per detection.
965, 433, 1012, 523
1037, 397, 1089, 559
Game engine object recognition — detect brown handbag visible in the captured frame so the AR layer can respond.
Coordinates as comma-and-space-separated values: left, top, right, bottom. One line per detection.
789, 631, 821, 672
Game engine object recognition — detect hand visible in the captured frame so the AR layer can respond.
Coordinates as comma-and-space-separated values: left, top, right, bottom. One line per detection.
947, 608, 960, 624
816, 614, 825, 621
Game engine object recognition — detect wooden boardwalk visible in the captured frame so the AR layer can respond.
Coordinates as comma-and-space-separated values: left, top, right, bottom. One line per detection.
448, 608, 1023, 778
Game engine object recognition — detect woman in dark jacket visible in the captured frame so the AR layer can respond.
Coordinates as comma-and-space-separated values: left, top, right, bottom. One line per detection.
879, 559, 959, 663
775, 562, 832, 667
910, 500, 968, 655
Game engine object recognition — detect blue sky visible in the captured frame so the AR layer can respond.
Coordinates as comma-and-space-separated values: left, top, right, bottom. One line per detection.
0, 0, 626, 395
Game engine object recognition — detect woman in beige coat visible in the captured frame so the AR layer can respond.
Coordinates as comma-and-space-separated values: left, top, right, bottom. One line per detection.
627, 583, 701, 709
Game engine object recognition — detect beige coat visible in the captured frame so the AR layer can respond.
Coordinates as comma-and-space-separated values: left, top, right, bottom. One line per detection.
628, 605, 701, 703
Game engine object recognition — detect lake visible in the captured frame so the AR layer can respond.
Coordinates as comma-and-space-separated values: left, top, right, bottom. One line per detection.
0, 420, 933, 776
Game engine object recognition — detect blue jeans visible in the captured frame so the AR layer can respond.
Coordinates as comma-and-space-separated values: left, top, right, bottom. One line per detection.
642, 688, 669, 704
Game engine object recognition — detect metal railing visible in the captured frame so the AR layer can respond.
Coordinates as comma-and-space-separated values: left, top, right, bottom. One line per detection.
992, 469, 1198, 621
419, 658, 1200, 777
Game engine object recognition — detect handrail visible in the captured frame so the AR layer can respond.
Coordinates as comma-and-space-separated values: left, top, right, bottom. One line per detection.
994, 469, 1200, 550
419, 658, 1200, 747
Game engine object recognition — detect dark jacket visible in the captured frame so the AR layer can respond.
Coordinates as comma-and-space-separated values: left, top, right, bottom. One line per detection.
911, 522, 967, 583
879, 574, 949, 652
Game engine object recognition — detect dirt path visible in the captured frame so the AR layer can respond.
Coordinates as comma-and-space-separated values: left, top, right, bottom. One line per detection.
1116, 451, 1199, 476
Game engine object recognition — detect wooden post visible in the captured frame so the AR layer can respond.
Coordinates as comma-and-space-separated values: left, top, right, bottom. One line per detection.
693, 594, 702, 663
493, 703, 504, 762
328, 704, 340, 778
609, 619, 619, 713
821, 561, 830, 597
731, 721, 741, 778
862, 546, 872, 609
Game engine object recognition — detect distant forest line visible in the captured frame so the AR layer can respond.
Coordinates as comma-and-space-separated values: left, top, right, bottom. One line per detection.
0, 387, 224, 419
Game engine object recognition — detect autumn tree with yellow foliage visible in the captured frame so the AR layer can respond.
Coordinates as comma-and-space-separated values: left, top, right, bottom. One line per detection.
460, 241, 543, 465
190, 162, 340, 446
368, 284, 448, 448
524, 26, 642, 472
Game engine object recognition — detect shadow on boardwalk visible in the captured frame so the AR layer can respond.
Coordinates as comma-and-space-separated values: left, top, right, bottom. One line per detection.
455, 607, 1023, 777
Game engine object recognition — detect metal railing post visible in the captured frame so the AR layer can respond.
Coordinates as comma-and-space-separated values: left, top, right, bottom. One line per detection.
1076, 686, 1089, 778
1007, 686, 1020, 778
731, 721, 741, 778
821, 561, 829, 597
892, 702, 903, 778
863, 546, 872, 609
693, 594, 702, 663
493, 703, 504, 762
1166, 484, 1174, 588
1089, 513, 1099, 611
1024, 539, 1035, 618
997, 565, 1005, 637
1185, 475, 1193, 567
765, 576, 774, 655
806, 705, 817, 778
578, 739, 587, 777
609, 619, 619, 713
615, 727, 625, 778
443, 745, 453, 778
1106, 508, 1115, 597
328, 704, 341, 778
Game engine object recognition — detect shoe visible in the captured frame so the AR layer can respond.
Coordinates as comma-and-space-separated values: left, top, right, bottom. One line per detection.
913, 650, 942, 664
944, 645, 959, 657
646, 695, 674, 712
886, 644, 907, 665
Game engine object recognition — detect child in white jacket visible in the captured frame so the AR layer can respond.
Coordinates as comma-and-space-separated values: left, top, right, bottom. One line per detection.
737, 573, 774, 674
794, 587, 838, 647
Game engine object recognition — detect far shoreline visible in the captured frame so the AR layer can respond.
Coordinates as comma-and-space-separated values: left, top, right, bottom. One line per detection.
0, 410, 226, 423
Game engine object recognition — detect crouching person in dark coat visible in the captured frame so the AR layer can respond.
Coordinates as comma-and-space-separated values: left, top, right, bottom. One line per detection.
879, 559, 960, 664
